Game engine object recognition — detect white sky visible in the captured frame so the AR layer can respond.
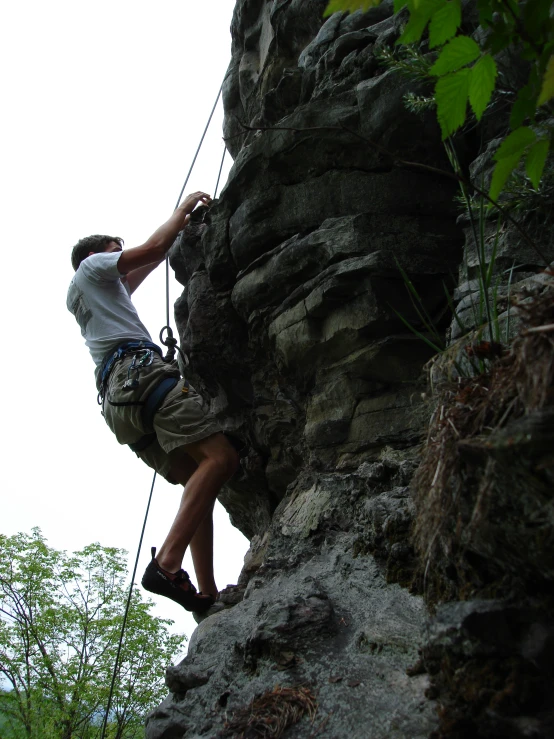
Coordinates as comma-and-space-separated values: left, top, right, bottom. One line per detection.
0, 0, 248, 653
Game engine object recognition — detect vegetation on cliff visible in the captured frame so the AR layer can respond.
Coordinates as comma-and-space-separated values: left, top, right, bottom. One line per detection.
326, 0, 554, 201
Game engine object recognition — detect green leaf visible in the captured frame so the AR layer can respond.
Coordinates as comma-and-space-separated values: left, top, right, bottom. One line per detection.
324, 0, 382, 16
494, 126, 536, 160
397, 0, 443, 44
523, 0, 552, 42
429, 0, 461, 49
394, 0, 408, 12
435, 68, 471, 139
485, 22, 512, 55
538, 55, 554, 106
469, 54, 497, 120
397, 9, 432, 44
489, 153, 521, 201
430, 35, 481, 76
525, 139, 550, 189
510, 83, 538, 128
541, 41, 554, 66
476, 0, 494, 26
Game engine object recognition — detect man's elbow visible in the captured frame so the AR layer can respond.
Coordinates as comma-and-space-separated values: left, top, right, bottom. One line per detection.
118, 243, 165, 274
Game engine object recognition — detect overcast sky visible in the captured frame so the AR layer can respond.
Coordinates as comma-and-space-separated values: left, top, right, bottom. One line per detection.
0, 0, 248, 651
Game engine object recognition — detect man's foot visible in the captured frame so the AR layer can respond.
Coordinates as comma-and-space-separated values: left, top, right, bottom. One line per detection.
141, 547, 215, 613
192, 600, 226, 624
192, 584, 244, 624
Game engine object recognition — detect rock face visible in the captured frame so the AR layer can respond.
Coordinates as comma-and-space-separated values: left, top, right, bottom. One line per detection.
148, 457, 438, 739
170, 1, 463, 541
150, 2, 554, 737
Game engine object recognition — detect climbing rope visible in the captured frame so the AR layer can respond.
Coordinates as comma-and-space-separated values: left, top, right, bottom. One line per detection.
214, 145, 227, 200
165, 81, 224, 328
100, 471, 156, 739
100, 78, 226, 739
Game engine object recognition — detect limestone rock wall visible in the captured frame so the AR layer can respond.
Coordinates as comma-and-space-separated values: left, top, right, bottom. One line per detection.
171, 1, 463, 541
149, 2, 554, 737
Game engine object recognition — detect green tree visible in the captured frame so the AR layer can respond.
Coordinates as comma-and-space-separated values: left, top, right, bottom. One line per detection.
0, 530, 183, 739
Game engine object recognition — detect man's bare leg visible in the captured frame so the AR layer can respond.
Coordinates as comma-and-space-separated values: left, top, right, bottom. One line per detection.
189, 504, 217, 597
155, 433, 238, 593
153, 452, 216, 589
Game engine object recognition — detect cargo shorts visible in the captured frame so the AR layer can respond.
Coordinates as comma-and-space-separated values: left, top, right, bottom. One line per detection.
102, 351, 221, 483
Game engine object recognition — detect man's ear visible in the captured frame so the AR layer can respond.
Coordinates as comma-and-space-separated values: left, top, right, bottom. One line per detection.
88, 251, 95, 257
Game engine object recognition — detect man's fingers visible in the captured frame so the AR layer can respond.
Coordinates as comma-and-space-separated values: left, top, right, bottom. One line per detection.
189, 191, 211, 202
179, 191, 213, 216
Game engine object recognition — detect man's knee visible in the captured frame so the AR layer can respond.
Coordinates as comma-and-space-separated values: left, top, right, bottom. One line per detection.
214, 440, 240, 480
167, 451, 198, 486
185, 433, 240, 480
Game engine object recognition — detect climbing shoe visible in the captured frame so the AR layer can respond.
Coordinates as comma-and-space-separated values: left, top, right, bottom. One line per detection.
141, 547, 215, 613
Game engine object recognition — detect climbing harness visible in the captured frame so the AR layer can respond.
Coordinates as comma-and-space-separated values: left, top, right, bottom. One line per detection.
98, 341, 163, 391
97, 339, 189, 454
99, 79, 225, 739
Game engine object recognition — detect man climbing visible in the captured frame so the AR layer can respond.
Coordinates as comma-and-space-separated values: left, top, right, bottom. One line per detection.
67, 192, 239, 614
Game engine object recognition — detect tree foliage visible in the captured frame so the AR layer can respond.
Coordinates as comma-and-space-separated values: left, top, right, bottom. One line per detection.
324, 0, 554, 199
0, 530, 183, 739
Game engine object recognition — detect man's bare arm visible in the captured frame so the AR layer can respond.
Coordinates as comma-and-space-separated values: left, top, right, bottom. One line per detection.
123, 259, 164, 294
117, 191, 211, 276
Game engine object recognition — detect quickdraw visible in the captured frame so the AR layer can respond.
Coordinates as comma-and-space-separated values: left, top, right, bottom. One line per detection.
123, 349, 155, 389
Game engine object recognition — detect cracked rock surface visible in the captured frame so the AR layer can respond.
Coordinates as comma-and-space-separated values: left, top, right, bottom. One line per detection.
149, 1, 554, 737
147, 462, 436, 739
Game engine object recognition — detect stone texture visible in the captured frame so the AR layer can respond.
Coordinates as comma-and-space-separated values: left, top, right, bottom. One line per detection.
147, 463, 436, 739
422, 600, 554, 738
149, 1, 554, 737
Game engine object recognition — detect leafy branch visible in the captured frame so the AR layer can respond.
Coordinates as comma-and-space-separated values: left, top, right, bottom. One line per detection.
324, 0, 554, 199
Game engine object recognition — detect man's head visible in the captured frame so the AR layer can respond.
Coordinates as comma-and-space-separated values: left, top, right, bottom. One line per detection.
71, 235, 124, 272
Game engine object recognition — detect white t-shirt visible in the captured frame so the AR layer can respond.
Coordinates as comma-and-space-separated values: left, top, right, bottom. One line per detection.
67, 252, 152, 382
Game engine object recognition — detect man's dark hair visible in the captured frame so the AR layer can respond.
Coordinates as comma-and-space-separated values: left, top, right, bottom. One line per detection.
71, 235, 124, 272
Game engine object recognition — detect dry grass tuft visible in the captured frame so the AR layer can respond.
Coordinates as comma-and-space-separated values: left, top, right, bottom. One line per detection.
412, 277, 554, 602
223, 685, 317, 738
